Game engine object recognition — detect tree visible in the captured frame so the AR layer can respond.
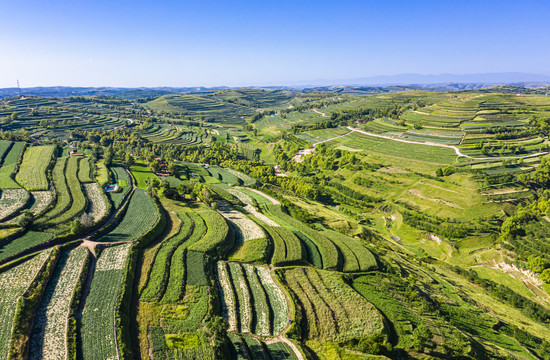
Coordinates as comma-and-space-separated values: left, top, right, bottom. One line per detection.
124, 153, 134, 168
203, 316, 227, 348
18, 210, 34, 229
70, 219, 84, 234
149, 160, 160, 174
413, 324, 433, 352
528, 256, 547, 273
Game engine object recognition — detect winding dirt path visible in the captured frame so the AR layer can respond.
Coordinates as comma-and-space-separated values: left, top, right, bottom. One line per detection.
312, 108, 327, 117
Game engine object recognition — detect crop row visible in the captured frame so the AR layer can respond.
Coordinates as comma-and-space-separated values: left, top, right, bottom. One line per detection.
161, 212, 206, 303
226, 188, 280, 226
0, 189, 30, 222
0, 231, 53, 263
0, 142, 25, 189
322, 229, 377, 272
140, 211, 195, 302
37, 157, 70, 224
29, 247, 89, 360
15, 145, 55, 191
216, 202, 265, 242
95, 188, 158, 243
188, 209, 231, 254
280, 267, 384, 342
264, 205, 340, 270
51, 156, 87, 225
82, 183, 109, 225
0, 250, 52, 360
219, 261, 289, 336
79, 244, 131, 360
77, 157, 93, 183
263, 225, 304, 266
229, 332, 298, 360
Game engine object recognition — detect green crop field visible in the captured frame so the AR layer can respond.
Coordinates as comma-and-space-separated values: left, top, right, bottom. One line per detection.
0, 142, 25, 188
108, 167, 131, 208
79, 244, 131, 360
0, 250, 52, 359
15, 145, 55, 190
95, 188, 158, 242
29, 247, 89, 360
0, 231, 53, 262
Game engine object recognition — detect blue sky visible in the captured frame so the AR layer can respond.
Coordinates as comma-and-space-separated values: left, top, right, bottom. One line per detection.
0, 0, 548, 87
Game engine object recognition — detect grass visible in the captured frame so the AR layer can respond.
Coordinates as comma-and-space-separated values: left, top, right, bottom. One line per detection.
77, 157, 93, 183
130, 161, 159, 189
15, 145, 55, 190
95, 159, 109, 186
108, 167, 131, 208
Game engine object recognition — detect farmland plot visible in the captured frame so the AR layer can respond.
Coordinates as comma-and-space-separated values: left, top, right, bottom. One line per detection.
0, 189, 29, 222
78, 157, 93, 183
281, 267, 385, 343
37, 157, 70, 224
217, 261, 238, 331
51, 156, 87, 225
140, 211, 194, 302
264, 225, 304, 266
161, 212, 206, 303
79, 244, 131, 360
29, 191, 54, 215
0, 231, 53, 263
29, 248, 89, 360
0, 250, 52, 360
15, 145, 55, 191
243, 263, 270, 336
226, 188, 279, 226
108, 167, 131, 209
266, 205, 341, 270
216, 202, 264, 242
95, 188, 158, 243
256, 266, 289, 336
82, 183, 108, 224
189, 209, 231, 254
0, 142, 25, 189
228, 262, 253, 333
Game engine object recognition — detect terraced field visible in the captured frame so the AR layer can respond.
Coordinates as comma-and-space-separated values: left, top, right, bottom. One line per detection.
15, 145, 55, 190
0, 250, 52, 359
0, 142, 25, 188
218, 261, 290, 336
29, 247, 89, 360
94, 188, 158, 243
79, 244, 131, 360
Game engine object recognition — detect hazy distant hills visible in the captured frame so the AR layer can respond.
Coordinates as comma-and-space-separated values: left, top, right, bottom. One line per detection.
303, 72, 550, 87
0, 73, 549, 99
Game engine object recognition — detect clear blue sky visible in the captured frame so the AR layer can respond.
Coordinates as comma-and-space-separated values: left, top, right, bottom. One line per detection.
0, 0, 548, 87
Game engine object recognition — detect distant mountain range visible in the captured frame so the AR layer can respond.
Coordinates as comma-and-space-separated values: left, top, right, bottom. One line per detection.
0, 73, 549, 99
301, 72, 550, 87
